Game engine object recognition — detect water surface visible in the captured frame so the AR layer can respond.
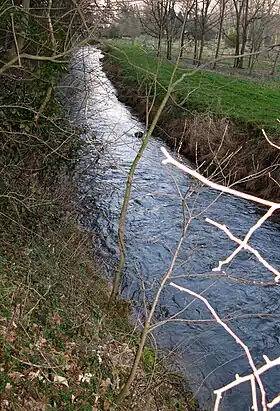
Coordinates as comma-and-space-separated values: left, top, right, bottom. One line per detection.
62, 46, 280, 410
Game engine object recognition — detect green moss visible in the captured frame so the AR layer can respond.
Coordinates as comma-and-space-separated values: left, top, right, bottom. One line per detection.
142, 345, 156, 374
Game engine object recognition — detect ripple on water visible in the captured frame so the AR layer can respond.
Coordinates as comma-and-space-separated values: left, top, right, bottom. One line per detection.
61, 46, 280, 411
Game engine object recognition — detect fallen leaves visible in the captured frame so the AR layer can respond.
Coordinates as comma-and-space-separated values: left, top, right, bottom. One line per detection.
52, 312, 62, 325
5, 382, 12, 390
28, 370, 44, 381
99, 377, 112, 394
8, 371, 24, 380
105, 340, 135, 370
53, 375, 69, 387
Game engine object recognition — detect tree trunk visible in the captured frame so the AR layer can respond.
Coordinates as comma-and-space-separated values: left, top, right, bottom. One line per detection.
248, 46, 254, 74
179, 30, 185, 58
179, 7, 191, 59
193, 0, 198, 65
198, 34, 205, 64
237, 0, 249, 68
234, 23, 240, 67
157, 32, 162, 57
233, 0, 243, 68
193, 36, 198, 64
271, 49, 280, 76
197, 0, 210, 66
213, 0, 225, 68
166, 37, 172, 60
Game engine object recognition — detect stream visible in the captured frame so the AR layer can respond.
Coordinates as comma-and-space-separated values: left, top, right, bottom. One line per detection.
62, 46, 280, 410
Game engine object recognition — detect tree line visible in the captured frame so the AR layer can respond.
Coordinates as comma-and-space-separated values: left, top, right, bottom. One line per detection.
105, 0, 280, 73
1, 0, 279, 74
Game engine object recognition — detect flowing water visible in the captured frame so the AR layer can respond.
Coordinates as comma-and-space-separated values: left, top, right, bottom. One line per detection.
62, 46, 280, 410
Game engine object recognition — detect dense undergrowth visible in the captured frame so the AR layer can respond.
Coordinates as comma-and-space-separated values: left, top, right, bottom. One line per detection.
103, 44, 280, 202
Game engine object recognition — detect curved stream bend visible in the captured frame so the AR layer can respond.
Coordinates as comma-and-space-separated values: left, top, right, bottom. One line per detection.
62, 46, 280, 410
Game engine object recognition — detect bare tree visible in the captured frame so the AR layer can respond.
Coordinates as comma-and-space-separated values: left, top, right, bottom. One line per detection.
213, 0, 229, 67
139, 0, 169, 56
176, 0, 195, 58
197, 0, 216, 64
166, 0, 177, 60
231, 0, 278, 68
270, 44, 280, 74
193, 0, 199, 63
232, 0, 246, 67
188, 0, 219, 65
238, 0, 250, 67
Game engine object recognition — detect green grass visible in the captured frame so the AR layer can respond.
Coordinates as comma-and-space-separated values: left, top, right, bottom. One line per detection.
107, 43, 280, 134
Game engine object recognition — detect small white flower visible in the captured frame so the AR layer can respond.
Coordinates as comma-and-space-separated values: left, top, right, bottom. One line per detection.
97, 353, 102, 364
78, 373, 93, 383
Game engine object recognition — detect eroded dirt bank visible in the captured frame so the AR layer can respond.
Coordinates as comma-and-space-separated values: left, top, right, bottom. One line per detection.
103, 58, 280, 204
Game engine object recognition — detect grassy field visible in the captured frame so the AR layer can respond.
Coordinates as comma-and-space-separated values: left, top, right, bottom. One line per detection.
107, 43, 280, 134
120, 37, 280, 75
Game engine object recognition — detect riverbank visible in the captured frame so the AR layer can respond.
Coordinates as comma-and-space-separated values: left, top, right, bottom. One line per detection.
0, 61, 199, 409
102, 44, 280, 203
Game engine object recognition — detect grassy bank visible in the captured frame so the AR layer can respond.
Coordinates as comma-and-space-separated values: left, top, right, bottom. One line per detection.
106, 44, 280, 134
103, 44, 280, 202
1, 207, 197, 410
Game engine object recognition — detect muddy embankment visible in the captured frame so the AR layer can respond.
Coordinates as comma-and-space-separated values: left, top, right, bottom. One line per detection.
102, 57, 280, 205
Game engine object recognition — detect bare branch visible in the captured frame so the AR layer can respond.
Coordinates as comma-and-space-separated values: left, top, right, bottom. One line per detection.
170, 282, 272, 410
161, 146, 280, 209
161, 147, 280, 281
268, 394, 280, 409
206, 218, 280, 281
210, 206, 278, 276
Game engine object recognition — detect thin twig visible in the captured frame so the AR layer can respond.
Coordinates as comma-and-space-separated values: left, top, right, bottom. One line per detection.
34, 85, 53, 126
262, 129, 280, 151
10, 11, 21, 66
268, 394, 280, 409
47, 0, 57, 55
